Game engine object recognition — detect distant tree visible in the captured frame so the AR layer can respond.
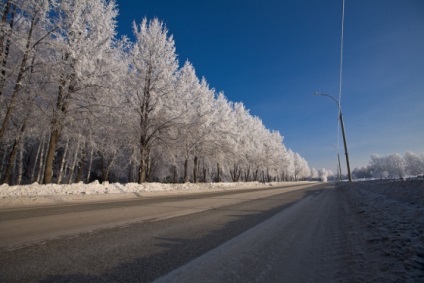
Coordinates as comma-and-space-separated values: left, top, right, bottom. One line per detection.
352, 166, 372, 179
386, 154, 406, 178
293, 152, 310, 181
360, 151, 424, 180
310, 168, 318, 180
404, 151, 424, 176
318, 168, 329, 182
369, 154, 385, 179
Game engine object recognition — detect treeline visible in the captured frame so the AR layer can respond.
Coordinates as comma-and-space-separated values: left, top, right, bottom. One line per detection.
352, 152, 424, 179
0, 0, 312, 185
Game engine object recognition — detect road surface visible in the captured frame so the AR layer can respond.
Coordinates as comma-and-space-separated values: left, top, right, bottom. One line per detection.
0, 182, 355, 282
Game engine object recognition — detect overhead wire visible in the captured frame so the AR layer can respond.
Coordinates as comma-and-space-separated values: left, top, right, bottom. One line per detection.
336, 0, 345, 176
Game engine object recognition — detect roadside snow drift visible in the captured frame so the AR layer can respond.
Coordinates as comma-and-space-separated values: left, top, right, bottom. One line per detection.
0, 181, 302, 207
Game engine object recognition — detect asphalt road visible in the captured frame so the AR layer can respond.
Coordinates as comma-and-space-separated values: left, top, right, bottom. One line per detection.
0, 183, 325, 282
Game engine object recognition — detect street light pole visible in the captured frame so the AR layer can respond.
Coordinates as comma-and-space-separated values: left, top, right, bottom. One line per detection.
329, 144, 342, 181
314, 92, 352, 182
337, 152, 342, 181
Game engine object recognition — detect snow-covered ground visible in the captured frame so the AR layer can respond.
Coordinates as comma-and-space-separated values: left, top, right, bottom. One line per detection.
341, 179, 424, 281
0, 181, 304, 207
155, 179, 424, 282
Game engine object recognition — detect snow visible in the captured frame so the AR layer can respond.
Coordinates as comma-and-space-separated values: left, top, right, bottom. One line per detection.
341, 179, 424, 281
0, 181, 294, 207
155, 179, 424, 282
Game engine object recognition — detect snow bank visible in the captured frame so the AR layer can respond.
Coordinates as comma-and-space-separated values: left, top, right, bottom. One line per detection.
0, 181, 295, 207
0, 181, 275, 198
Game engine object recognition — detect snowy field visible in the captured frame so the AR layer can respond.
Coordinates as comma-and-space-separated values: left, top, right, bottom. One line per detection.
0, 181, 305, 207
341, 179, 424, 281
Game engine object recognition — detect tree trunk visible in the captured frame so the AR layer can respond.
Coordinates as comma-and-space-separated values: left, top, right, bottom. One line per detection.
44, 67, 70, 184
253, 167, 259, 182
193, 156, 198, 183
172, 165, 177, 183
230, 163, 241, 182
216, 163, 221, 183
202, 160, 207, 183
57, 138, 69, 184
101, 155, 111, 183
183, 158, 188, 183
2, 139, 18, 184
2, 112, 28, 184
244, 165, 250, 182
43, 127, 59, 184
139, 161, 146, 183
128, 161, 133, 183
37, 135, 48, 183
138, 146, 148, 183
266, 168, 271, 183
0, 2, 14, 97
203, 167, 207, 183
17, 140, 23, 185
76, 149, 86, 183
31, 136, 43, 183
0, 1, 11, 61
146, 154, 153, 181
86, 148, 94, 183
0, 143, 8, 180
68, 138, 80, 184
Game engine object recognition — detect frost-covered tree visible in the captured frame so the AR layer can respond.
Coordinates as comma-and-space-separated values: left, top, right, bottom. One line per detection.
404, 151, 424, 176
228, 102, 251, 182
318, 168, 328, 182
369, 154, 385, 179
318, 168, 333, 182
172, 62, 216, 183
293, 152, 310, 181
0, 4, 313, 185
364, 152, 424, 179
352, 166, 372, 179
0, 0, 60, 184
0, 0, 55, 139
386, 154, 406, 178
310, 168, 318, 180
42, 0, 119, 184
208, 92, 234, 182
126, 18, 179, 183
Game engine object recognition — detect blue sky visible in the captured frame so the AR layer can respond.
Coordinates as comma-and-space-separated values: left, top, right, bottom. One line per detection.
115, 0, 424, 173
